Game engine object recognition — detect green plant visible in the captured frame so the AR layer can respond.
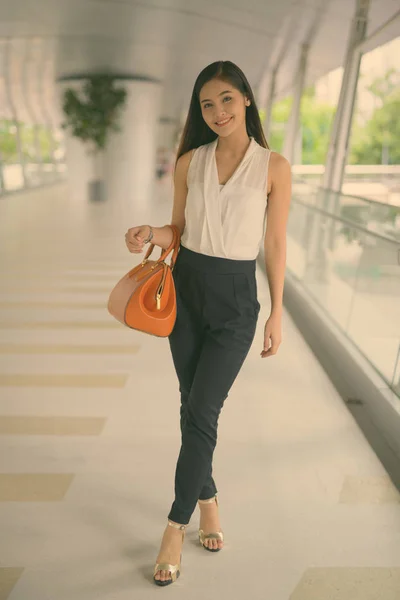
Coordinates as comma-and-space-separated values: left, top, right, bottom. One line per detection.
61, 75, 127, 153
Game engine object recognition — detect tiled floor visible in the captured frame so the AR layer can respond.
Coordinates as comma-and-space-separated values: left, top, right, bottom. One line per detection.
1, 181, 400, 599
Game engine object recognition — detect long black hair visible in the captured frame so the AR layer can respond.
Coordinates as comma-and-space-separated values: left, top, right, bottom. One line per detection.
174, 60, 269, 174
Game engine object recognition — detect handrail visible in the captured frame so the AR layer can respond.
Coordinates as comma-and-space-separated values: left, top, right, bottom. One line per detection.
294, 175, 400, 209
291, 195, 400, 247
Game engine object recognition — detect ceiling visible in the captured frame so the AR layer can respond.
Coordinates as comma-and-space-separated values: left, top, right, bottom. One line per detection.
0, 0, 399, 127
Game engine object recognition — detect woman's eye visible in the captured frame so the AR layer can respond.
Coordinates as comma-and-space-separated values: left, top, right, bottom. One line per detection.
204, 96, 232, 109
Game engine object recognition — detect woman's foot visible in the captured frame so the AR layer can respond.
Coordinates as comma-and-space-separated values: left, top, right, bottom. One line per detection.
154, 521, 186, 584
198, 497, 224, 551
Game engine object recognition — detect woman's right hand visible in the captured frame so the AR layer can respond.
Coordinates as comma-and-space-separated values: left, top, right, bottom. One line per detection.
125, 225, 150, 254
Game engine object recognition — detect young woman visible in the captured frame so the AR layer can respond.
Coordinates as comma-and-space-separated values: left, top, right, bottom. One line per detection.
125, 60, 292, 586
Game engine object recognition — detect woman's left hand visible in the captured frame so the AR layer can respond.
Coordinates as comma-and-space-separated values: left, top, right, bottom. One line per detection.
261, 312, 282, 358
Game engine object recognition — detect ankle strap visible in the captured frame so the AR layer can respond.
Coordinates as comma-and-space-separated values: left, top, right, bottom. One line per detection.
168, 520, 186, 530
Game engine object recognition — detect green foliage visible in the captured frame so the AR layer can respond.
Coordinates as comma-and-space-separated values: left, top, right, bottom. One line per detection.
349, 85, 400, 164
0, 121, 19, 162
264, 69, 399, 165
300, 93, 336, 164
365, 67, 398, 101
61, 75, 127, 152
0, 121, 55, 163
266, 86, 335, 161
268, 97, 292, 153
20, 124, 54, 162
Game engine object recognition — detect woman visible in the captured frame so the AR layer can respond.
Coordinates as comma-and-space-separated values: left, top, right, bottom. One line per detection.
125, 60, 292, 586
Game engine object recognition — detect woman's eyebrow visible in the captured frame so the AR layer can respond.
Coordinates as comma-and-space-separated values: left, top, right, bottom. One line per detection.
200, 90, 233, 104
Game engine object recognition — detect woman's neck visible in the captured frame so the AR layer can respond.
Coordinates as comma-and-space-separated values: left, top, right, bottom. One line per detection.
216, 129, 251, 158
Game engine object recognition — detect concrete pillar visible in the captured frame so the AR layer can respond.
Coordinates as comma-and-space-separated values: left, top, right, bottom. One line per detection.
57, 76, 162, 215
282, 43, 309, 164
257, 68, 277, 141
322, 0, 370, 192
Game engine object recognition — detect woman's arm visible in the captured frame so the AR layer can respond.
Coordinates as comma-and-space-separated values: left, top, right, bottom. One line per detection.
147, 150, 192, 250
260, 152, 292, 359
263, 152, 292, 315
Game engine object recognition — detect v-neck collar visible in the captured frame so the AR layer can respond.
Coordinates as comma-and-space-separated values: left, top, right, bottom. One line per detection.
201, 135, 258, 256
212, 135, 257, 193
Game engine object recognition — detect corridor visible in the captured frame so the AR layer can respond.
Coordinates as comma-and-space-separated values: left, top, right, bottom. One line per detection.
0, 181, 399, 599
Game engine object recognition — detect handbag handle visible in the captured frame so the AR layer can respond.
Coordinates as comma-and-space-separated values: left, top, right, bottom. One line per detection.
142, 224, 181, 270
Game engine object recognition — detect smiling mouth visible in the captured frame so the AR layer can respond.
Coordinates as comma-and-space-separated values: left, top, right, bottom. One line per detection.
215, 117, 233, 127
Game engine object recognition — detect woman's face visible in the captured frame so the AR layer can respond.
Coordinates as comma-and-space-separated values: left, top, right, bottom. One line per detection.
199, 78, 249, 136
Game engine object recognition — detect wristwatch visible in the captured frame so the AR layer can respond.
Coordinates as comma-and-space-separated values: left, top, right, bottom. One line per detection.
143, 226, 154, 244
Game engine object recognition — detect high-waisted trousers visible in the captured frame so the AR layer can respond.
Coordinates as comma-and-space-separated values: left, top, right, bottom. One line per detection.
167, 244, 260, 524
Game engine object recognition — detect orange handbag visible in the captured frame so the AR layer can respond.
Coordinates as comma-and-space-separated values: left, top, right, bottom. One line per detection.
107, 224, 181, 337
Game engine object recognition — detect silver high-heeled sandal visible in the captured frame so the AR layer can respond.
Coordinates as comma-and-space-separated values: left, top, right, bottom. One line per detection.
153, 520, 187, 586
198, 495, 224, 552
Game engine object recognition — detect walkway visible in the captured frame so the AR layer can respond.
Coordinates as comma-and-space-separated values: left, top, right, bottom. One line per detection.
0, 181, 399, 600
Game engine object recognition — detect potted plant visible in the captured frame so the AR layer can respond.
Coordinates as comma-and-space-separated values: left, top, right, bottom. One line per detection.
61, 75, 127, 201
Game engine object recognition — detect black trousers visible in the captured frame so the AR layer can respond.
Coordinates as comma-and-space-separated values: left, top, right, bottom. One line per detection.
167, 244, 260, 524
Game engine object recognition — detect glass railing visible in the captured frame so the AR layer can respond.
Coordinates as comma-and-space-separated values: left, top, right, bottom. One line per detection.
293, 169, 400, 205
0, 162, 66, 194
292, 179, 400, 241
393, 350, 400, 397
287, 187, 400, 398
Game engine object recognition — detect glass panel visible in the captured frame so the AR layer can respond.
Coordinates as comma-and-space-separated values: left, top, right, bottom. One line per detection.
346, 236, 400, 383
287, 193, 400, 396
0, 37, 64, 194
392, 346, 400, 396
287, 205, 362, 331
0, 121, 25, 192
20, 122, 41, 187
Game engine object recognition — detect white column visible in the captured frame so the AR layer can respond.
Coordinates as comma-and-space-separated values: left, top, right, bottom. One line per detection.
105, 79, 162, 212
57, 77, 162, 216
257, 68, 277, 141
322, 0, 370, 192
282, 43, 309, 164
57, 80, 91, 203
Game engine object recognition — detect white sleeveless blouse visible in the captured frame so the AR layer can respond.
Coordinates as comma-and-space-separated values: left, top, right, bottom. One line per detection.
180, 136, 271, 260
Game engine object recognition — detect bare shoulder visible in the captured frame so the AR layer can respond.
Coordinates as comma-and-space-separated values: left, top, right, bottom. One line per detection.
267, 151, 291, 194
269, 151, 291, 174
177, 148, 196, 166
175, 148, 197, 186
